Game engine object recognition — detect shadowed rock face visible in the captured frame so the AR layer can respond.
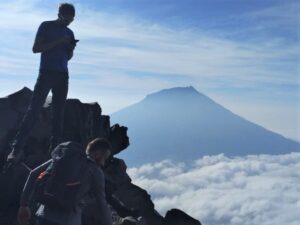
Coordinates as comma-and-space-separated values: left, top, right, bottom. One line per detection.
164, 209, 201, 225
0, 87, 201, 225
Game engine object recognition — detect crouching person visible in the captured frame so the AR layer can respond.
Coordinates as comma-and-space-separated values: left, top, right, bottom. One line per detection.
17, 138, 113, 225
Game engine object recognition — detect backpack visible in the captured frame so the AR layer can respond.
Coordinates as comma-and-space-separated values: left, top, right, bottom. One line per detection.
35, 142, 89, 212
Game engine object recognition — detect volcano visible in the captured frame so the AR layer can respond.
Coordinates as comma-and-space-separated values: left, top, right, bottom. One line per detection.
111, 86, 299, 166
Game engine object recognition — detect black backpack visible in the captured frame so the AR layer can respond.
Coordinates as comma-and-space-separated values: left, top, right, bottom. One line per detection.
35, 142, 89, 212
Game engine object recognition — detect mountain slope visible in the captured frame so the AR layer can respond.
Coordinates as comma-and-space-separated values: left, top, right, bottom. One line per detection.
111, 86, 299, 166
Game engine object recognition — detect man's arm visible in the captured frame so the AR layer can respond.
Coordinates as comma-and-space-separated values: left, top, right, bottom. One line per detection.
67, 31, 77, 60
32, 22, 71, 53
90, 166, 113, 225
107, 194, 140, 218
32, 35, 70, 53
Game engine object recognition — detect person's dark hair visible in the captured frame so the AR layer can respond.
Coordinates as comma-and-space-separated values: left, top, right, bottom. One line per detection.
86, 138, 112, 155
59, 3, 75, 16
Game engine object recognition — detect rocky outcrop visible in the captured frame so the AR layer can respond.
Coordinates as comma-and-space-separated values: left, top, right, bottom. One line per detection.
0, 87, 201, 225
164, 209, 201, 225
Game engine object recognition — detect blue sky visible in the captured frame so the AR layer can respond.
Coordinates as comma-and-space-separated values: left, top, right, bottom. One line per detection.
0, 0, 299, 141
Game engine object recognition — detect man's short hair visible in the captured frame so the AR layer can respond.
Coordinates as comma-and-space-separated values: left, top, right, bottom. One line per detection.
86, 138, 112, 155
59, 3, 75, 16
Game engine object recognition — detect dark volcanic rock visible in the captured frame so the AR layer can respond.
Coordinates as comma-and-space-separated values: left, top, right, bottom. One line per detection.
164, 209, 201, 225
0, 87, 201, 225
104, 158, 164, 225
0, 163, 30, 225
0, 87, 128, 170
109, 124, 130, 155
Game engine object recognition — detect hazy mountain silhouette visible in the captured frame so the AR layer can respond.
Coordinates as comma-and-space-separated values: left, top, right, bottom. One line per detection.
111, 86, 299, 166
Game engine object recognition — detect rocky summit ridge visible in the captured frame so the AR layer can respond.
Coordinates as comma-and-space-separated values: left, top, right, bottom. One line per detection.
0, 87, 201, 225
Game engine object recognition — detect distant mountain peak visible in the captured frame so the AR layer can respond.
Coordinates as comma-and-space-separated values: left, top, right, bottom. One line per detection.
111, 86, 299, 166
168, 86, 197, 92
145, 86, 203, 100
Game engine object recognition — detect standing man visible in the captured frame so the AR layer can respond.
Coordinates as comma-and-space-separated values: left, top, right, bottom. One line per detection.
7, 3, 78, 163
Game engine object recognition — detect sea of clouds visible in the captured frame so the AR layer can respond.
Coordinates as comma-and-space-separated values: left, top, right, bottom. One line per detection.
127, 153, 300, 225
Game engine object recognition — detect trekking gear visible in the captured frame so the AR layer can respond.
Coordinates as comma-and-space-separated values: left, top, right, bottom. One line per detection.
35, 142, 88, 212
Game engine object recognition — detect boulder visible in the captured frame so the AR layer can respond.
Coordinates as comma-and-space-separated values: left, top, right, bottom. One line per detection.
164, 209, 202, 225
104, 157, 164, 225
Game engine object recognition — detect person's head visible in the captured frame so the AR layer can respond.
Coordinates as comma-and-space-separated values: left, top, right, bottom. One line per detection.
86, 138, 112, 167
58, 3, 75, 26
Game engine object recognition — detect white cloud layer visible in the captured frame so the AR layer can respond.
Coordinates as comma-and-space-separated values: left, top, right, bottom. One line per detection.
128, 153, 300, 225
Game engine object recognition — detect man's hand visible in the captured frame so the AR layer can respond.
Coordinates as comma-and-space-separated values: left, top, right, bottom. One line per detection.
67, 39, 78, 60
17, 206, 31, 225
60, 35, 72, 44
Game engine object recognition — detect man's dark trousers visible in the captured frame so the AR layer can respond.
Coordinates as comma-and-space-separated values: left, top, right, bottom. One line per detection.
12, 70, 68, 154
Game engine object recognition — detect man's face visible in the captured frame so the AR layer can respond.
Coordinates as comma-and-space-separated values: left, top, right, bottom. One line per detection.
58, 13, 74, 26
